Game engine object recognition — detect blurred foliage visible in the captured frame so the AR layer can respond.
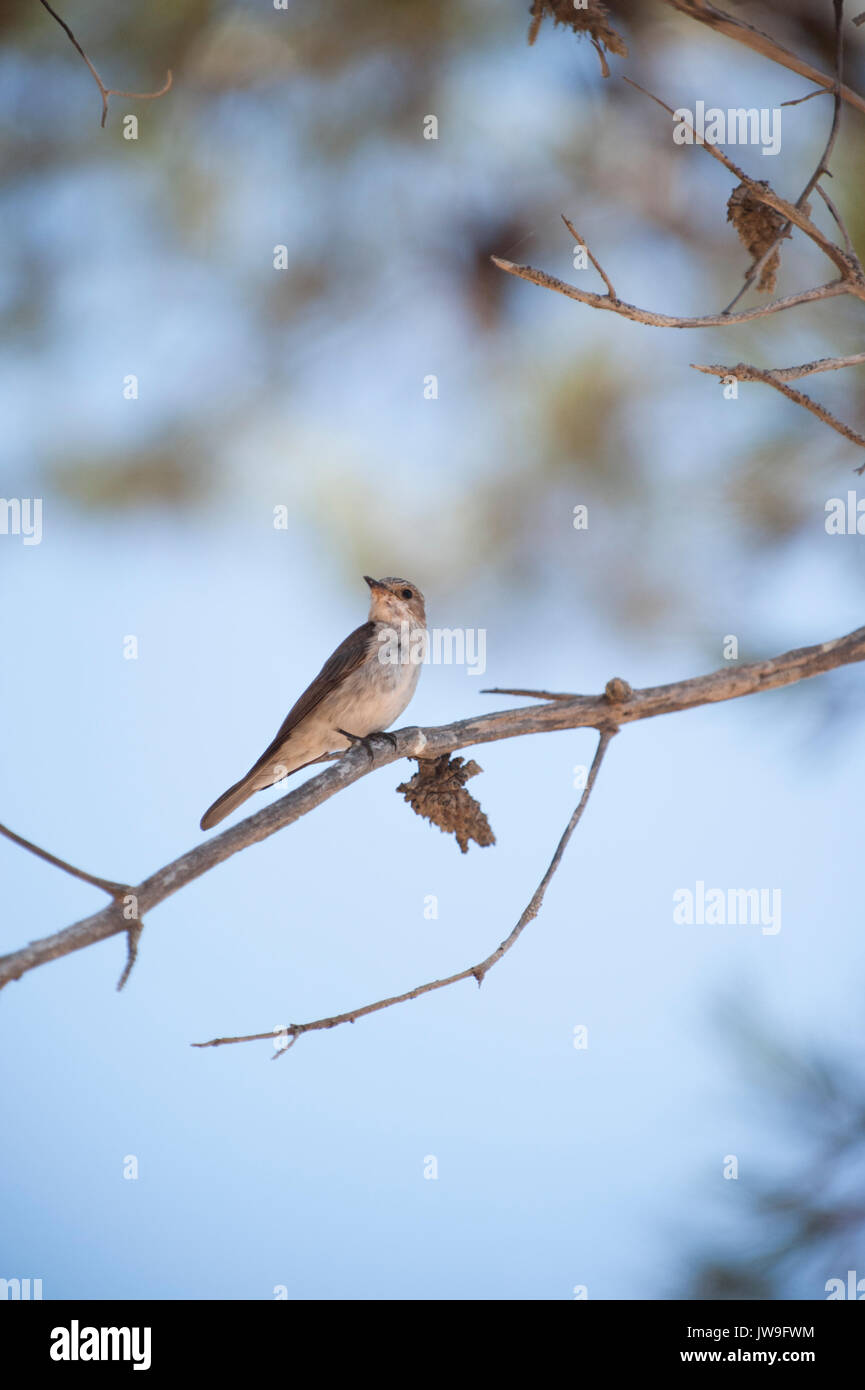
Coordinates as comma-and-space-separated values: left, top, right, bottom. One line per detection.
50, 442, 206, 507
682, 996, 865, 1300
3, 0, 865, 652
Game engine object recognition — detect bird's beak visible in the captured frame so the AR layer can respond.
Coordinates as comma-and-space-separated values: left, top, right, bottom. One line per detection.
364, 575, 386, 592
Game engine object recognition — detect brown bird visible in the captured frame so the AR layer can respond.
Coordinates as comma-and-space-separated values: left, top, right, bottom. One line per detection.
200, 576, 427, 830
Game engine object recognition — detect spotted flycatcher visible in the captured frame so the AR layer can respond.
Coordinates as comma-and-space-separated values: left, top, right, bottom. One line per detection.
200, 576, 427, 829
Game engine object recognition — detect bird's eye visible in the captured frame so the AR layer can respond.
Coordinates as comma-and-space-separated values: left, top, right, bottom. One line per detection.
401, 588, 413, 600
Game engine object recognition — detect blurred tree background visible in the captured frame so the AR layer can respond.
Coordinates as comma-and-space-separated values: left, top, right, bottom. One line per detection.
4, 0, 865, 650
682, 999, 865, 1301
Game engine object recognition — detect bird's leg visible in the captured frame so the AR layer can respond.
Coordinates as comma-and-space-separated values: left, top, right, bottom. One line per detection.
337, 729, 398, 763
370, 730, 398, 751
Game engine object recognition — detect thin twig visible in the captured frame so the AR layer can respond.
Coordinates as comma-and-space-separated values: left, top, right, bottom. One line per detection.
492, 258, 851, 329
116, 920, 144, 992
481, 687, 577, 701
781, 89, 831, 109
0, 820, 127, 897
704, 352, 865, 382
805, 0, 845, 201
495, 61, 865, 457
663, 0, 865, 116
0, 817, 147, 988
816, 184, 856, 256
621, 77, 859, 283
690, 361, 865, 454
561, 215, 616, 298
723, 0, 850, 315
496, 73, 861, 335
194, 728, 618, 1053
39, 0, 172, 128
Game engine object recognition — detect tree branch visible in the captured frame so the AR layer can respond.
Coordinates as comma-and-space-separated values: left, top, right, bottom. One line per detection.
709, 353, 865, 382
480, 686, 577, 701
494, 50, 865, 460
620, 76, 861, 283
38, 0, 172, 128
195, 727, 618, 1053
0, 820, 127, 898
690, 361, 865, 455
723, 0, 854, 315
2, 624, 864, 996
816, 183, 857, 257
662, 0, 865, 117
561, 214, 617, 298
491, 258, 850, 329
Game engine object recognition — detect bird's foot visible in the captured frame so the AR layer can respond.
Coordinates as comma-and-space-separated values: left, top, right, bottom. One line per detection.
337, 729, 398, 763
371, 730, 398, 752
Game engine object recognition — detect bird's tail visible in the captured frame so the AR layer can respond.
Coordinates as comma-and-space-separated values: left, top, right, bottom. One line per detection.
199, 773, 264, 831
200, 753, 325, 830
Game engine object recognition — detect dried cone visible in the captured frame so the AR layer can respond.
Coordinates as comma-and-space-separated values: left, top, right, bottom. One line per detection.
397, 755, 496, 854
727, 181, 795, 293
528, 1, 628, 71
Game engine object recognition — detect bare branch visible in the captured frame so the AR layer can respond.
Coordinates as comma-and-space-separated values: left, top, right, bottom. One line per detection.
195, 728, 618, 1053
491, 257, 850, 328
0, 820, 127, 898
744, 353, 865, 382
561, 215, 616, 298
116, 920, 144, 992
0, 817, 146, 990
802, 0, 845, 199
662, 0, 865, 117
621, 77, 860, 284
816, 183, 856, 257
481, 687, 576, 701
781, 89, 832, 109
39, 0, 172, 128
723, 0, 853, 315
2, 625, 865, 993
495, 56, 865, 456
690, 361, 865, 454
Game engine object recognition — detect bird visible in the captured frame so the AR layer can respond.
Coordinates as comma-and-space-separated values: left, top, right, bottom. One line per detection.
199, 575, 427, 830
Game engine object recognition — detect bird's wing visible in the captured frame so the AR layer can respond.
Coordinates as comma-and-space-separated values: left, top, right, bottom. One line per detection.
243, 620, 378, 775
199, 622, 379, 830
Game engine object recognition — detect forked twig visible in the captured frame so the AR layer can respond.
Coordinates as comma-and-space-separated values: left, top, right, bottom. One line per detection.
39, 0, 172, 127
194, 728, 618, 1054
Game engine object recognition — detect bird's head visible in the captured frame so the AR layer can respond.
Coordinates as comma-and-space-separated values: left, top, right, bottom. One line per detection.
364, 575, 426, 627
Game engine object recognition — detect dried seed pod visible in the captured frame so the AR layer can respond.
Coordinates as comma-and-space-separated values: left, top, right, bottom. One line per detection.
397, 755, 496, 854
727, 181, 801, 293
528, 0, 628, 75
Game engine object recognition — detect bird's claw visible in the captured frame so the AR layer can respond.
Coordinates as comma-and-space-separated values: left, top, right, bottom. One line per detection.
337, 729, 398, 763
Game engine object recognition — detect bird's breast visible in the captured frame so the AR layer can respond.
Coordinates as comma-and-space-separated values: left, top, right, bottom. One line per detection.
321, 625, 424, 736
